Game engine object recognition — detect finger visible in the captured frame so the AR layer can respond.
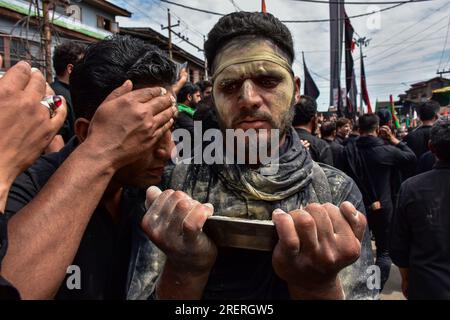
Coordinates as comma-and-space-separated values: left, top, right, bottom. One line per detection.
1, 61, 31, 91
24, 68, 46, 102
290, 208, 319, 251
182, 202, 214, 242
152, 103, 177, 129
102, 80, 133, 103
45, 82, 55, 96
321, 202, 351, 235
130, 86, 169, 104
141, 188, 174, 232
150, 118, 174, 143
339, 201, 367, 242
49, 96, 68, 132
304, 203, 334, 243
272, 209, 300, 255
145, 185, 163, 209
140, 94, 174, 116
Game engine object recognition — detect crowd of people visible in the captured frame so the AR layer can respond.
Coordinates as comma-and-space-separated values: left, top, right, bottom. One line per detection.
0, 11, 449, 300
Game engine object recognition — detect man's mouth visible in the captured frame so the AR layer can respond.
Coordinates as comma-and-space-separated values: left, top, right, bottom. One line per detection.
235, 117, 270, 130
147, 167, 165, 176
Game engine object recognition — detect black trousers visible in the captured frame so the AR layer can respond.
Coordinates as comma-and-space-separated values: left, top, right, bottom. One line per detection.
367, 206, 393, 292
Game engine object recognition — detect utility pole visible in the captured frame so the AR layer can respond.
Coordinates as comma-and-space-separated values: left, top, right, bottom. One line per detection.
161, 9, 180, 60
437, 68, 450, 78
356, 37, 370, 115
203, 35, 208, 79
42, 0, 53, 83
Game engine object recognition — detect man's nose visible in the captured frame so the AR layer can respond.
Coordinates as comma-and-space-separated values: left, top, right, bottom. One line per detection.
237, 80, 263, 110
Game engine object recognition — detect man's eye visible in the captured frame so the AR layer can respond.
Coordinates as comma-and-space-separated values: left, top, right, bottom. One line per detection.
258, 77, 279, 88
222, 82, 239, 93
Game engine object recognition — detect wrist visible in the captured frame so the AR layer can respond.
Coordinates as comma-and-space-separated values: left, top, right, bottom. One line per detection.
288, 276, 345, 300
73, 142, 117, 177
156, 261, 212, 299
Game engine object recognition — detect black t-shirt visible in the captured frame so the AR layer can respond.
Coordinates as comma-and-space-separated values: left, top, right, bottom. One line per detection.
390, 162, 450, 299
4, 139, 142, 300
0, 214, 20, 299
404, 125, 432, 158
50, 78, 76, 143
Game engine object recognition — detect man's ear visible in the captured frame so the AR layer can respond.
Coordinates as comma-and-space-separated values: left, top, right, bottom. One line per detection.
294, 76, 301, 104
74, 118, 90, 144
66, 64, 74, 75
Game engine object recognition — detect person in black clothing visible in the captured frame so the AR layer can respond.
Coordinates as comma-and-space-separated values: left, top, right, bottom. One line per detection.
416, 150, 437, 174
292, 96, 333, 165
4, 36, 176, 299
335, 117, 351, 145
390, 119, 450, 299
49, 42, 85, 150
341, 114, 416, 291
196, 79, 213, 100
320, 121, 344, 168
0, 60, 67, 299
404, 100, 440, 159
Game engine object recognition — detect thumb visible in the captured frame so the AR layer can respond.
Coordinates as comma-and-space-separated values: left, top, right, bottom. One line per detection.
103, 80, 133, 103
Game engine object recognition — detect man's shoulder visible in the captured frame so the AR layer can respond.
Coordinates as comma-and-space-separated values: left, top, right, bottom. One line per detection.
315, 163, 362, 207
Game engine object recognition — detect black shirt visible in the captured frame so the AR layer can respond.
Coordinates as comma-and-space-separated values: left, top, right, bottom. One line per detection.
323, 138, 344, 169
0, 214, 20, 299
5, 139, 142, 300
342, 136, 416, 212
390, 162, 450, 299
295, 128, 333, 165
404, 125, 432, 159
50, 78, 76, 143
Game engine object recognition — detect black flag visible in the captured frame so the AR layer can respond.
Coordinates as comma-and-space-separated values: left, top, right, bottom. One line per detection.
344, 11, 357, 117
302, 52, 320, 99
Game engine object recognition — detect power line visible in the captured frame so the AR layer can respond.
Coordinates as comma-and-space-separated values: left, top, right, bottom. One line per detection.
357, 0, 450, 59
291, 0, 433, 4
438, 16, 450, 70
159, 0, 408, 23
367, 21, 450, 66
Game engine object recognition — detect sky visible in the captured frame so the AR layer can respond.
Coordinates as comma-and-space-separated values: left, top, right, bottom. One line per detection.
110, 0, 450, 111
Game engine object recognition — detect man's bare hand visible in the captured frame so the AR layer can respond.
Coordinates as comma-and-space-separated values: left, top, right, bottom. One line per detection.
379, 125, 400, 145
172, 68, 188, 95
141, 186, 217, 275
84, 80, 176, 170
0, 62, 67, 194
272, 201, 367, 299
301, 139, 311, 150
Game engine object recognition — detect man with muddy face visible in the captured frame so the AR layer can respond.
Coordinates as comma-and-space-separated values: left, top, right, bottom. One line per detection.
140, 12, 377, 300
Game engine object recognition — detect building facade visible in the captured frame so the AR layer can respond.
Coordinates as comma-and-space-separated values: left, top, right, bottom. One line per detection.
0, 0, 130, 74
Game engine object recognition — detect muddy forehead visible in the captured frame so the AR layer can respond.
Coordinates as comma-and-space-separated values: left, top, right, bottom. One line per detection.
216, 60, 289, 82
212, 36, 290, 74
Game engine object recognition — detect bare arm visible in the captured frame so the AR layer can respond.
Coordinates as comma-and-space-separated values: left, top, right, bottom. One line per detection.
1, 82, 176, 299
1, 142, 115, 299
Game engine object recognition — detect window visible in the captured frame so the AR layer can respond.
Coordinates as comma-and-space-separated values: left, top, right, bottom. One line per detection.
97, 15, 118, 33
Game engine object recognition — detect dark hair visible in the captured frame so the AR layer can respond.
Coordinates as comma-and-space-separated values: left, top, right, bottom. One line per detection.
376, 109, 392, 127
292, 95, 317, 126
204, 12, 294, 71
53, 42, 85, 77
417, 100, 441, 121
177, 82, 200, 103
359, 114, 380, 133
196, 80, 212, 93
320, 121, 336, 138
336, 117, 351, 128
430, 119, 450, 162
70, 35, 176, 120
